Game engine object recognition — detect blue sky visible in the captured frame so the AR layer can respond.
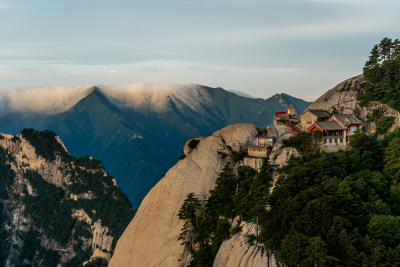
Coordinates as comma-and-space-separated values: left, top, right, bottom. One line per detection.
0, 0, 399, 101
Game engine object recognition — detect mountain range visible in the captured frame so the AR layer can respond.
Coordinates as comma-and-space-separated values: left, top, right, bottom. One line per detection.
0, 85, 310, 207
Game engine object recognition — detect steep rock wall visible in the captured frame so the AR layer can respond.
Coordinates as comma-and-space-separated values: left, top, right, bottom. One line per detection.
109, 124, 259, 267
0, 131, 134, 266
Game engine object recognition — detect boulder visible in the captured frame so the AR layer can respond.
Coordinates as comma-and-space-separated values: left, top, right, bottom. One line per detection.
271, 147, 301, 166
213, 222, 283, 267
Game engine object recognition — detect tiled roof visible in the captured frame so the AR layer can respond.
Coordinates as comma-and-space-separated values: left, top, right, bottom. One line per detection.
331, 114, 362, 126
307, 109, 330, 118
314, 121, 346, 130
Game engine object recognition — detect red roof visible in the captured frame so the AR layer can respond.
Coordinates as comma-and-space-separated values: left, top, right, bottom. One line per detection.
275, 111, 287, 117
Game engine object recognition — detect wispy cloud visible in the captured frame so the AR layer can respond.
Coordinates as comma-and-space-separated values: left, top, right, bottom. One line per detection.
188, 18, 391, 45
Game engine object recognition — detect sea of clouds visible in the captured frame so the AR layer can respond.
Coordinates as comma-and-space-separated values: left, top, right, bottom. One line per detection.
0, 84, 211, 115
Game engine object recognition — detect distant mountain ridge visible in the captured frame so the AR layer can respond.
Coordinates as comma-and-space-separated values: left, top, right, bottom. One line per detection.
0, 84, 310, 207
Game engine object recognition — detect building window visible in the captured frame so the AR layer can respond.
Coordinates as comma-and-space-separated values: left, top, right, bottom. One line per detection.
335, 138, 338, 143
324, 139, 327, 144
329, 139, 332, 143
340, 138, 343, 143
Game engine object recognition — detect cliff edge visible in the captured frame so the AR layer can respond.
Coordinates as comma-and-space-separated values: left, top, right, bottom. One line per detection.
109, 124, 259, 267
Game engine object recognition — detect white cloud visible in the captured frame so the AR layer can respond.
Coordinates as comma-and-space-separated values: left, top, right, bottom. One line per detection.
0, 85, 94, 114
0, 83, 213, 115
101, 83, 210, 112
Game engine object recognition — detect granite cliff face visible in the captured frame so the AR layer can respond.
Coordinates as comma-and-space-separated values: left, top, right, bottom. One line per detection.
109, 124, 263, 266
308, 75, 400, 131
0, 129, 134, 266
109, 123, 292, 267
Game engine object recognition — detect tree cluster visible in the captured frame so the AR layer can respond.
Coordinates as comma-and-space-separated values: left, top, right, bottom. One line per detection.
260, 130, 400, 266
20, 128, 71, 162
178, 160, 274, 266
359, 38, 400, 110
366, 109, 395, 134
282, 131, 322, 156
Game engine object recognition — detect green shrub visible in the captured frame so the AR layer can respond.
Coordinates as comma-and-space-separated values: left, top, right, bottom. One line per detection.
231, 151, 247, 163
282, 131, 321, 155
188, 139, 200, 149
375, 115, 395, 134
73, 156, 103, 169
366, 109, 395, 134
231, 224, 242, 235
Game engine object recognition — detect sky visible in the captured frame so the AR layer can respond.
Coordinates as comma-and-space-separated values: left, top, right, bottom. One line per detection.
0, 0, 399, 101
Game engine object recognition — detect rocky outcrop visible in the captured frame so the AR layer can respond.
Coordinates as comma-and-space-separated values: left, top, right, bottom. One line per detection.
269, 133, 297, 159
0, 134, 67, 187
109, 124, 259, 267
0, 130, 134, 266
308, 75, 366, 115
92, 220, 113, 254
270, 147, 301, 166
266, 125, 290, 139
213, 222, 283, 267
308, 74, 400, 131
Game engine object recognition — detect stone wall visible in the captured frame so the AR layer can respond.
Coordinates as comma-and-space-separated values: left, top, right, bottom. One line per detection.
248, 147, 268, 158
243, 157, 264, 171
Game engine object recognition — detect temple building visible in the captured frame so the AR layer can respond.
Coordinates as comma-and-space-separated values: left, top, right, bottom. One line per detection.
300, 109, 330, 129
287, 104, 296, 115
306, 113, 363, 152
247, 135, 274, 157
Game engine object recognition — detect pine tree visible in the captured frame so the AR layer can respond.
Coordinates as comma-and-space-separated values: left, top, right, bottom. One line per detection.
384, 137, 400, 180
361, 37, 400, 110
303, 236, 338, 267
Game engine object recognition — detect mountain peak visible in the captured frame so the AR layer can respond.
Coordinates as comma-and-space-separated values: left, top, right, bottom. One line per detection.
89, 86, 102, 94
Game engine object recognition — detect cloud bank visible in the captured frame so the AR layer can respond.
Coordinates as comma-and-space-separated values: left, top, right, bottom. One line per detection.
100, 83, 210, 112
0, 83, 210, 115
0, 85, 94, 115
